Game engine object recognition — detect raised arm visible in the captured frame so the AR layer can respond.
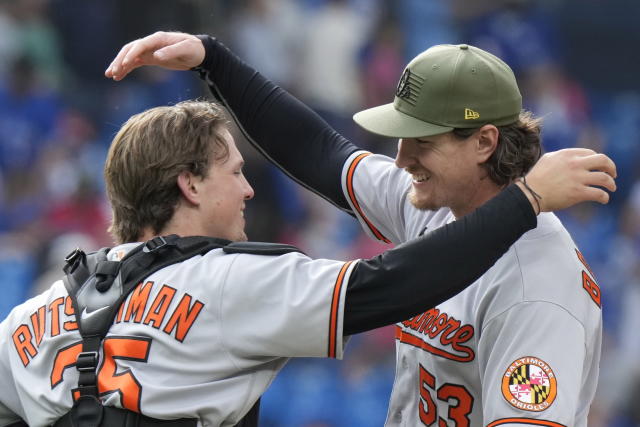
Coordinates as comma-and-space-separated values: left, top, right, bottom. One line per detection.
105, 32, 617, 213
106, 31, 356, 212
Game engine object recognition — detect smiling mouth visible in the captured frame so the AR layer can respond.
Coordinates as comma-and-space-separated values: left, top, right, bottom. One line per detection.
412, 173, 431, 183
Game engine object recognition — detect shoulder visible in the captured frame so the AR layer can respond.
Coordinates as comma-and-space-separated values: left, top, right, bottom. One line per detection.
342, 151, 408, 188
152, 241, 307, 285
513, 213, 584, 286
223, 241, 303, 256
481, 213, 600, 321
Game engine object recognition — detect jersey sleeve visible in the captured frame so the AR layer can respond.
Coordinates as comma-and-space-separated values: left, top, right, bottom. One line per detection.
219, 252, 358, 360
479, 302, 589, 426
478, 221, 602, 426
341, 151, 442, 244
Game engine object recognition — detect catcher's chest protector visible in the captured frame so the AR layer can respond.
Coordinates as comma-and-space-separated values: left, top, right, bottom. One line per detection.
52, 235, 301, 427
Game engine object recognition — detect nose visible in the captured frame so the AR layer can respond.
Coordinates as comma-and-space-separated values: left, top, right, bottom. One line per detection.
243, 176, 255, 200
395, 139, 417, 169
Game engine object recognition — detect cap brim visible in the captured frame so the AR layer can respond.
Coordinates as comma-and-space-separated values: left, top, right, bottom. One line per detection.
353, 103, 453, 139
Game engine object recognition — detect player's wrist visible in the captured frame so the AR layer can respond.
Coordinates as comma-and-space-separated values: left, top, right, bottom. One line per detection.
514, 179, 541, 215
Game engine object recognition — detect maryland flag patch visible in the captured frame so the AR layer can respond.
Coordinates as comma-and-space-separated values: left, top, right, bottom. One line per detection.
501, 356, 557, 412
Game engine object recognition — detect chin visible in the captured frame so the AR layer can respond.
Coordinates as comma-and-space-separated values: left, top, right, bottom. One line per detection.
408, 189, 440, 212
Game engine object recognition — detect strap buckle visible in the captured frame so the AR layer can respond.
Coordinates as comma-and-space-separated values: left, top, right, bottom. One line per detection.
144, 236, 169, 253
63, 248, 85, 274
76, 351, 98, 372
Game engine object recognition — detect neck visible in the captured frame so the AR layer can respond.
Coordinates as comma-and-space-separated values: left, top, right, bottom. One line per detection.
450, 181, 503, 219
139, 204, 204, 242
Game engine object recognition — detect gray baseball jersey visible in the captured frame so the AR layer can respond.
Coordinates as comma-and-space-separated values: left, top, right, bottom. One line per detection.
0, 244, 356, 426
341, 151, 602, 427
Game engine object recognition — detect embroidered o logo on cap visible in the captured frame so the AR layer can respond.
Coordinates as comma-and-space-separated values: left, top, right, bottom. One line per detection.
501, 356, 557, 412
464, 108, 480, 120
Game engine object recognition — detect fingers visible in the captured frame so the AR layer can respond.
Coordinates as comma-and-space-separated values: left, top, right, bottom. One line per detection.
557, 147, 596, 157
580, 186, 610, 205
578, 153, 617, 178
153, 39, 198, 66
106, 31, 173, 80
120, 32, 167, 67
551, 150, 617, 190
107, 39, 149, 80
553, 150, 617, 179
105, 41, 135, 79
526, 148, 618, 212
109, 32, 163, 81
105, 31, 203, 81
584, 170, 617, 193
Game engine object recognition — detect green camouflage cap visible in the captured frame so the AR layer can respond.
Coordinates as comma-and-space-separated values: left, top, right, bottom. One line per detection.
353, 44, 522, 138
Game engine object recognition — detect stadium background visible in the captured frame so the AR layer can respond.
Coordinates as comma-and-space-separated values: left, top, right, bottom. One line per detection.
0, 0, 639, 425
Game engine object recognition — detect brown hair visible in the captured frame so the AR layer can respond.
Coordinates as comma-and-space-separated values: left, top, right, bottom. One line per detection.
452, 110, 542, 187
105, 100, 229, 243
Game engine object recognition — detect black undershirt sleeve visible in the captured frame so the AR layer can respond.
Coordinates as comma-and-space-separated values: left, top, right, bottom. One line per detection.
193, 35, 356, 212
343, 184, 536, 336
191, 35, 538, 337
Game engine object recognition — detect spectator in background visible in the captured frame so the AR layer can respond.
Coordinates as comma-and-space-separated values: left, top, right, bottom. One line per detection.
397, 0, 458, 59
298, 0, 372, 140
0, 3, 21, 79
3, 0, 65, 89
229, 0, 303, 89
0, 56, 62, 177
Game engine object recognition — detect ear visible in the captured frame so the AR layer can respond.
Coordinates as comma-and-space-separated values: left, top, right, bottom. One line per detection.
476, 124, 499, 163
177, 171, 201, 206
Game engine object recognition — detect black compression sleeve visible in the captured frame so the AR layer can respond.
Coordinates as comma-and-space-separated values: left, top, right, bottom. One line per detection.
193, 35, 358, 212
343, 184, 536, 336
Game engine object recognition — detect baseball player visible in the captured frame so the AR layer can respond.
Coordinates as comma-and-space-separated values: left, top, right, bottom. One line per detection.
0, 97, 611, 427
105, 33, 617, 426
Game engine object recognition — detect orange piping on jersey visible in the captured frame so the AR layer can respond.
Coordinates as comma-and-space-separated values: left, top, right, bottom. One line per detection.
163, 293, 204, 342
345, 153, 391, 244
328, 261, 353, 358
487, 418, 566, 427
395, 326, 475, 362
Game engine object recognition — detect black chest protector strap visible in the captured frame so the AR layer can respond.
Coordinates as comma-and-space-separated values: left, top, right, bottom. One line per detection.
54, 235, 301, 427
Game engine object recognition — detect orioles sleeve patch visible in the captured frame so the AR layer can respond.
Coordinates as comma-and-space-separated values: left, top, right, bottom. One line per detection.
501, 356, 557, 412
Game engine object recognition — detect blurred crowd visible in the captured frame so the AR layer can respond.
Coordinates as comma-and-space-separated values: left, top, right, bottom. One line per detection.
1, 0, 639, 425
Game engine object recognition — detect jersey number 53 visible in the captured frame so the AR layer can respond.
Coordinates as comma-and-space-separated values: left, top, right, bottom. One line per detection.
419, 364, 474, 426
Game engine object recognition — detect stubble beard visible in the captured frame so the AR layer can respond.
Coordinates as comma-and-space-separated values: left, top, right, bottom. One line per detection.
408, 187, 440, 212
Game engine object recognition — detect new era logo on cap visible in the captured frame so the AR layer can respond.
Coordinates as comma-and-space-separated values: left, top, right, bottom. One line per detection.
465, 108, 480, 120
